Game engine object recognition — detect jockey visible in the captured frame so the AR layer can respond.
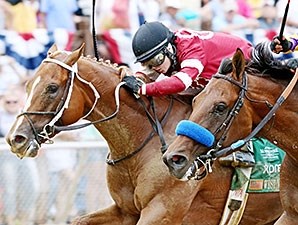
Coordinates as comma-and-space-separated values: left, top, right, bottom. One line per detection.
123, 21, 255, 167
124, 21, 253, 96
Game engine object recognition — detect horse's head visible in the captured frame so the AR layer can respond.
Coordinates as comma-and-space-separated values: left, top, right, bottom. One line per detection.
163, 49, 254, 180
6, 43, 87, 158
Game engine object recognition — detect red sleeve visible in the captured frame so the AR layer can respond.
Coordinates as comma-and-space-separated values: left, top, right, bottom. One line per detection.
144, 76, 186, 96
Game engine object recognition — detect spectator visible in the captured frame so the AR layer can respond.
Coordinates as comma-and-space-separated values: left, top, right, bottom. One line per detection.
10, 0, 39, 33
246, 0, 264, 18
159, 0, 183, 31
96, 0, 161, 70
237, 0, 253, 18
257, 3, 279, 30
0, 57, 25, 96
0, 0, 13, 30
97, 0, 160, 34
72, 0, 94, 56
253, 2, 279, 45
199, 0, 213, 30
212, 0, 259, 42
39, 0, 78, 50
209, 0, 226, 19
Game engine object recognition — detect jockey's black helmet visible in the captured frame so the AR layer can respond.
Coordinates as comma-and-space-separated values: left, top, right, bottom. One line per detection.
132, 21, 174, 63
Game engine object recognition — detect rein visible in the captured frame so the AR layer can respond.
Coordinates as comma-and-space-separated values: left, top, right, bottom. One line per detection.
196, 68, 298, 166
184, 68, 298, 180
106, 96, 173, 165
138, 96, 172, 153
20, 55, 174, 165
210, 68, 298, 159
53, 81, 124, 132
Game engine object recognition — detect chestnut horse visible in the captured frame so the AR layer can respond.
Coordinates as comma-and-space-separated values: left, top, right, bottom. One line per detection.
6, 44, 281, 225
163, 42, 298, 224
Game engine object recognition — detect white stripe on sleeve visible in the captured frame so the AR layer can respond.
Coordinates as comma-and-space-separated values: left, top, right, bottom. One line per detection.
181, 59, 204, 74
174, 72, 193, 90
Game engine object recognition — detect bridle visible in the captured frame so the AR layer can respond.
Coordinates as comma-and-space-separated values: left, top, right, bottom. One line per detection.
17, 57, 101, 145
17, 56, 174, 164
185, 66, 298, 180
211, 72, 248, 151
184, 71, 248, 180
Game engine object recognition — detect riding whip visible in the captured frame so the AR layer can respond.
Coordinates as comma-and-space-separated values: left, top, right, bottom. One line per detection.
92, 0, 99, 60
279, 0, 291, 39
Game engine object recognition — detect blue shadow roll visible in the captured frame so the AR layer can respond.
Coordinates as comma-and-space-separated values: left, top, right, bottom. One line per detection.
175, 120, 215, 148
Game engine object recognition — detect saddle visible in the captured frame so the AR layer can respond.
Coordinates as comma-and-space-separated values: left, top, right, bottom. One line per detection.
220, 138, 285, 225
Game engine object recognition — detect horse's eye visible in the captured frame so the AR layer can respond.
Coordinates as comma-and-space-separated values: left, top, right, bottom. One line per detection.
214, 102, 227, 114
46, 84, 58, 94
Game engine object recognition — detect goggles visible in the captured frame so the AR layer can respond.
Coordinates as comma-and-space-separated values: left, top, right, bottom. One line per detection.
142, 52, 166, 68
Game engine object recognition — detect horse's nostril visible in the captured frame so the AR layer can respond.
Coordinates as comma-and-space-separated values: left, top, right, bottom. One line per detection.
14, 135, 26, 144
171, 155, 186, 165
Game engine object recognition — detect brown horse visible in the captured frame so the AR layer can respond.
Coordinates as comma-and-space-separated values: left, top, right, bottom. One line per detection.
163, 42, 298, 224
6, 43, 281, 225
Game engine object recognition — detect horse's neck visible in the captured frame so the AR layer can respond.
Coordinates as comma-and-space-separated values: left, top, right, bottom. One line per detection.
249, 75, 298, 162
93, 97, 191, 160
76, 58, 193, 159
77, 57, 121, 112
77, 59, 137, 150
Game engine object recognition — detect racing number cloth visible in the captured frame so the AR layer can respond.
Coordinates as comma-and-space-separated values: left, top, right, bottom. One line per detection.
247, 138, 285, 193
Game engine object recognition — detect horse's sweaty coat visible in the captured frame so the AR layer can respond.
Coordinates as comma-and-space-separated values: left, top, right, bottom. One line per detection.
6, 44, 282, 225
164, 43, 298, 225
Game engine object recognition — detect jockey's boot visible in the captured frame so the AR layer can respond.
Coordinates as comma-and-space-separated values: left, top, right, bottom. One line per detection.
219, 141, 255, 167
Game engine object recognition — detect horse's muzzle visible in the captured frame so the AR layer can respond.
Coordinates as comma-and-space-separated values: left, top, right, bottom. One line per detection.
6, 133, 40, 158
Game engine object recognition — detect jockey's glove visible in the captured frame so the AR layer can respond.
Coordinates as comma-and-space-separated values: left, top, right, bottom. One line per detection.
286, 58, 298, 70
270, 36, 292, 53
122, 75, 144, 95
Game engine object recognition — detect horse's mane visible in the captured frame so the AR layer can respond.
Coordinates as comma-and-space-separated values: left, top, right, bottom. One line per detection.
218, 58, 233, 74
83, 56, 120, 70
218, 42, 294, 80
48, 50, 125, 75
247, 42, 293, 80
81, 55, 131, 80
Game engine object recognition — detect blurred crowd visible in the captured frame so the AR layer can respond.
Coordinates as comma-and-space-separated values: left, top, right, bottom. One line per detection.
0, 0, 297, 224
0, 84, 112, 225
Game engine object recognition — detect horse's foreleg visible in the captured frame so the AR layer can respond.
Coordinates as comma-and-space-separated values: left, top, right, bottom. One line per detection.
71, 204, 139, 225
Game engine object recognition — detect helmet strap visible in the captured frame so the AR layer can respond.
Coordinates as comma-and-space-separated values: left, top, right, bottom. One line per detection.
164, 43, 178, 70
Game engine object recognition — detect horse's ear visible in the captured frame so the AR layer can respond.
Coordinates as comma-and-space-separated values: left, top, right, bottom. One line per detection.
231, 48, 246, 81
64, 43, 85, 66
118, 66, 131, 80
47, 44, 58, 56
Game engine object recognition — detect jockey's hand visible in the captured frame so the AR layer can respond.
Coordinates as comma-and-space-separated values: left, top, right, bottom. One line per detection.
286, 58, 298, 72
270, 36, 292, 54
122, 75, 144, 95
